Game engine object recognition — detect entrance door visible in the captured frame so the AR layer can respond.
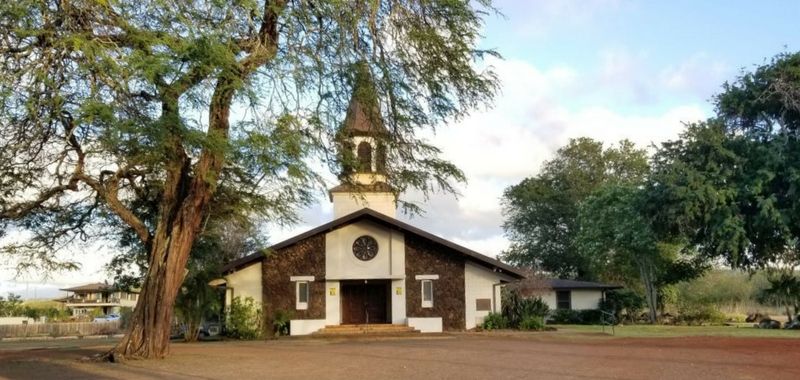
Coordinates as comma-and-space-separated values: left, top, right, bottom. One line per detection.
341, 281, 389, 324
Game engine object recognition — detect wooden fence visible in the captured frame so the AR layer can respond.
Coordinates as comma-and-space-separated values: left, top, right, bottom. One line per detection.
0, 321, 122, 338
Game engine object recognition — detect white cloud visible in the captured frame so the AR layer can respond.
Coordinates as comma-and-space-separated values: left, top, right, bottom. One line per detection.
659, 52, 730, 98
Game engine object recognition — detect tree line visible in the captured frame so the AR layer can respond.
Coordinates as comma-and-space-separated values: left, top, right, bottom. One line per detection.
501, 52, 800, 323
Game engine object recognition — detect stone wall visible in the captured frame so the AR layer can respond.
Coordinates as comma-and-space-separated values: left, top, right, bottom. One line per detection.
405, 235, 466, 331
262, 234, 326, 334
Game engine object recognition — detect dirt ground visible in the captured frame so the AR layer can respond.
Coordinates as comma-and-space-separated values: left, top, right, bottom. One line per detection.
1, 332, 798, 380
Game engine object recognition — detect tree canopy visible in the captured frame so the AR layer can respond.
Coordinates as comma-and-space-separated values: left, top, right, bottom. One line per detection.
500, 138, 649, 279
0, 0, 499, 359
650, 52, 800, 270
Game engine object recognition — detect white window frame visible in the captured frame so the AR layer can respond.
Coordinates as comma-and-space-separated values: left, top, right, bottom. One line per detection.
296, 281, 310, 310
421, 280, 433, 308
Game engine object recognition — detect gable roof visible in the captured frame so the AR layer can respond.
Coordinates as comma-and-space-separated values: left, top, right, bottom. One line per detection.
59, 283, 112, 292
222, 208, 526, 279
546, 279, 621, 290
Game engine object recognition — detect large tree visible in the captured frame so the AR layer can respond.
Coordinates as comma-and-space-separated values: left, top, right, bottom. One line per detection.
500, 138, 649, 279
0, 0, 497, 359
650, 52, 800, 271
576, 184, 705, 323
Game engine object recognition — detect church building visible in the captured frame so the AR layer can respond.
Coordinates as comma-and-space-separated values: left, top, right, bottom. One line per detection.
220, 75, 525, 336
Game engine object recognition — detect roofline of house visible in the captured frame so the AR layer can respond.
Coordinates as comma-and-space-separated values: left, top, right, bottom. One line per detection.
222, 208, 526, 279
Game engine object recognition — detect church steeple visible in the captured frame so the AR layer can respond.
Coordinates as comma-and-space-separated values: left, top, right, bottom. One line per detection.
329, 62, 396, 219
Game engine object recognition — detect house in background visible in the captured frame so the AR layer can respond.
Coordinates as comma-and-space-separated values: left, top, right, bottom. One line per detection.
537, 279, 621, 311
55, 283, 139, 316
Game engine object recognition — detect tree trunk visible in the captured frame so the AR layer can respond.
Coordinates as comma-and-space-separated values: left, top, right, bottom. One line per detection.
111, 203, 205, 360
636, 258, 658, 324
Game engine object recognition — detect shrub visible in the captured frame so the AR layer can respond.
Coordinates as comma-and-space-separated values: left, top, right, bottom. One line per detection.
502, 289, 549, 328
225, 296, 263, 340
549, 309, 581, 324
481, 312, 509, 330
577, 309, 603, 324
272, 310, 292, 337
519, 316, 545, 331
675, 305, 726, 325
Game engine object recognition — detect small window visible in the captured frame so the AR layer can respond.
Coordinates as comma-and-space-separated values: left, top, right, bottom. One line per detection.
357, 141, 373, 172
421, 280, 433, 308
296, 281, 309, 310
556, 290, 571, 310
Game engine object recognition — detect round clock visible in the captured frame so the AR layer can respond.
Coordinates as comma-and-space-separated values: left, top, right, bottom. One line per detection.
352, 235, 379, 261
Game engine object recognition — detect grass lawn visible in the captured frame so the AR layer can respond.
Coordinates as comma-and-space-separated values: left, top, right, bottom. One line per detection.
551, 323, 800, 338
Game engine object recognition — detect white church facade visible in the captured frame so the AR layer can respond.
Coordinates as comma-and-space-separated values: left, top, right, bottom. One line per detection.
220, 76, 525, 336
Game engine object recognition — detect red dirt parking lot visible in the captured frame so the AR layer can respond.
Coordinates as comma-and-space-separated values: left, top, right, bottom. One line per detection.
1, 333, 799, 379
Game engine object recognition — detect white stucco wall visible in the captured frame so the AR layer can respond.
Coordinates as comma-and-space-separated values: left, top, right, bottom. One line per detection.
539, 289, 604, 311
224, 262, 263, 307
290, 319, 327, 336
325, 221, 405, 280
391, 279, 406, 324
325, 280, 341, 325
464, 262, 512, 330
332, 193, 396, 219
407, 317, 442, 333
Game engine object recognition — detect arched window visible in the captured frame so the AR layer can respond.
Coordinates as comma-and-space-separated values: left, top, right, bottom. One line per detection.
357, 141, 373, 172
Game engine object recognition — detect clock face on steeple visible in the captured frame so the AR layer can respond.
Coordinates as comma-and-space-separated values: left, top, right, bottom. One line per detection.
352, 235, 379, 261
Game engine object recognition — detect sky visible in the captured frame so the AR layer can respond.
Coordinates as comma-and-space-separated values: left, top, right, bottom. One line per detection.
3, 0, 800, 299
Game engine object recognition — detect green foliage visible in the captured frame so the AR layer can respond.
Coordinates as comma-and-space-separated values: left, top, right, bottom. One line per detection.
600, 289, 645, 323
501, 138, 650, 279
577, 183, 706, 323
674, 305, 726, 326
272, 310, 292, 337
548, 309, 581, 324
40, 307, 70, 322
501, 289, 549, 329
519, 316, 545, 331
0, 0, 498, 275
757, 272, 800, 321
650, 52, 800, 270
674, 270, 766, 309
481, 312, 509, 330
226, 296, 263, 340
0, 293, 23, 317
89, 308, 105, 318
22, 307, 41, 320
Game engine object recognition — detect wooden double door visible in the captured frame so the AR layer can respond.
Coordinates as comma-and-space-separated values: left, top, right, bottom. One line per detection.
341, 281, 390, 324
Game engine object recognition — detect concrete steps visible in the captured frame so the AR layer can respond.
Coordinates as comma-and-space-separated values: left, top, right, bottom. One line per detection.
312, 324, 421, 336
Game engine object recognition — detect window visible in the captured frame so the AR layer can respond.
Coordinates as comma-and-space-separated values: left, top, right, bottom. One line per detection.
421, 280, 433, 308
357, 141, 373, 172
296, 281, 309, 310
556, 290, 571, 310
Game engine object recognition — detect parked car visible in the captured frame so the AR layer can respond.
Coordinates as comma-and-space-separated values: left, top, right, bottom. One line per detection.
93, 314, 121, 323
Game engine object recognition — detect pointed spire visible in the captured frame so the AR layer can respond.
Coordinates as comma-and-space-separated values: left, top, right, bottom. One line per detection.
342, 61, 385, 136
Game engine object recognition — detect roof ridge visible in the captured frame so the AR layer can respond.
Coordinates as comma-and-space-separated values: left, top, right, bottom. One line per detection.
222, 208, 526, 279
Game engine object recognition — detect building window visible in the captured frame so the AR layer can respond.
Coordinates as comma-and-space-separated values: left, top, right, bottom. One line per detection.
296, 281, 309, 310
357, 141, 373, 172
421, 280, 433, 308
556, 290, 571, 310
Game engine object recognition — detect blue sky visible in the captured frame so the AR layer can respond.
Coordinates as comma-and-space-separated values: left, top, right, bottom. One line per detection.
2, 0, 799, 298
484, 0, 799, 114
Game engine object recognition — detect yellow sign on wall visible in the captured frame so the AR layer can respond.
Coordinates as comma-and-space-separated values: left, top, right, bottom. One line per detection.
395, 287, 403, 295
329, 288, 336, 296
